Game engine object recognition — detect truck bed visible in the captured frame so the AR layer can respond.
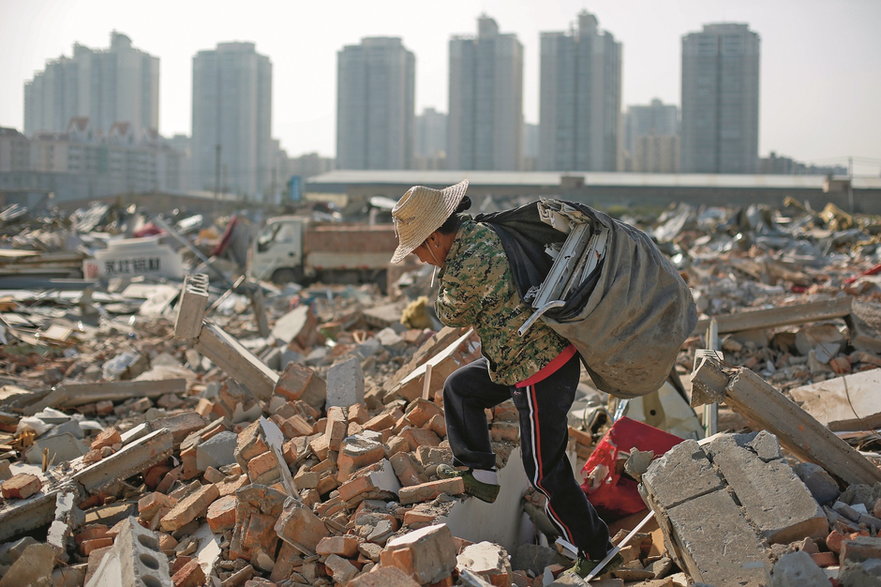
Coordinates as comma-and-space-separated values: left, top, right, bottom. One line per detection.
304, 224, 398, 255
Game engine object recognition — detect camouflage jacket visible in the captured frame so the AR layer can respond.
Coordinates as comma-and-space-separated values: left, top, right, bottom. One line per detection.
436, 217, 569, 385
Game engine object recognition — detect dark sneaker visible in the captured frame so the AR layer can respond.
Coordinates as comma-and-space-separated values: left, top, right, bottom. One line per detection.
436, 464, 501, 504
567, 552, 624, 579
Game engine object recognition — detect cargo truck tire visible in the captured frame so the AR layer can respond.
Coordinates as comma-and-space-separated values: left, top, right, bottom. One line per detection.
271, 267, 304, 285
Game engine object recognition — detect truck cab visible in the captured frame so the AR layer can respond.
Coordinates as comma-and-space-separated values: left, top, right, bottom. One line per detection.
250, 216, 306, 284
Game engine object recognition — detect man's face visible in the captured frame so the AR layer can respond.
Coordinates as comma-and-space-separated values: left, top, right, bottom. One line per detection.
412, 240, 439, 267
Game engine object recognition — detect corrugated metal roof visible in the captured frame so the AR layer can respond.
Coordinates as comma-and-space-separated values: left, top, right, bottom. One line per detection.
307, 170, 881, 190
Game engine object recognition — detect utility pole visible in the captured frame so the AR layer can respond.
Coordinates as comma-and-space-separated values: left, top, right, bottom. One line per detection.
214, 143, 221, 200
848, 156, 854, 214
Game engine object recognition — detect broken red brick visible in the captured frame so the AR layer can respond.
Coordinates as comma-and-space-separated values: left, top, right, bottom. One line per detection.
90, 427, 122, 451
80, 537, 114, 556
275, 499, 328, 552
246, 450, 280, 485
207, 494, 237, 533
172, 559, 206, 587
138, 492, 178, 523
280, 414, 314, 438
1, 473, 41, 499
75, 525, 109, 546
316, 535, 361, 558
160, 483, 220, 532
810, 551, 838, 567
347, 566, 420, 586
398, 477, 465, 505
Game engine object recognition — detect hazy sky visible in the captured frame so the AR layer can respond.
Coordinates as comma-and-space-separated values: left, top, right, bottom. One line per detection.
1, 0, 880, 174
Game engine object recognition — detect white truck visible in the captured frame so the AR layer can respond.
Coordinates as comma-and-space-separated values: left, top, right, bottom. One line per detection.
247, 215, 399, 287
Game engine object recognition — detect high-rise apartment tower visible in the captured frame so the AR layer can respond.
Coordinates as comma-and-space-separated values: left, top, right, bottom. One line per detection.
336, 37, 415, 170
681, 23, 760, 173
24, 32, 159, 137
192, 42, 272, 198
448, 15, 523, 171
539, 11, 621, 171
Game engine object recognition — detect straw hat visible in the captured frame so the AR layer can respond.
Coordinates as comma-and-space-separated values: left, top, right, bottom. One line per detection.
390, 179, 470, 264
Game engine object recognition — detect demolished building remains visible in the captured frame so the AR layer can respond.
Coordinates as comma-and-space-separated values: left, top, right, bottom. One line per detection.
0, 196, 880, 586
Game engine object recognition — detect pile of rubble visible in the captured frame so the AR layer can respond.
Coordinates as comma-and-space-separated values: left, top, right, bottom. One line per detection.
0, 197, 880, 586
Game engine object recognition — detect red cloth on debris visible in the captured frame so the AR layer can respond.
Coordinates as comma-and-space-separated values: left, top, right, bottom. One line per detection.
580, 416, 684, 516
133, 223, 163, 237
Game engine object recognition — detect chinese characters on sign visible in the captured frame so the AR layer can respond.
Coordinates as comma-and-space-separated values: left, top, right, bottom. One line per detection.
103, 257, 162, 275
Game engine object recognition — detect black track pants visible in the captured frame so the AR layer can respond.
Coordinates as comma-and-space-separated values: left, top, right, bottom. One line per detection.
443, 355, 613, 559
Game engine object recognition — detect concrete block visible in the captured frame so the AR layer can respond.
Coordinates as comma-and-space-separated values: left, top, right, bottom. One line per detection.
76, 428, 173, 495
195, 430, 237, 472
274, 497, 328, 553
704, 434, 828, 543
346, 565, 420, 586
793, 463, 840, 505
399, 477, 465, 505
381, 523, 458, 585
642, 439, 724, 509
326, 356, 365, 409
47, 484, 83, 553
0, 543, 58, 587
691, 360, 881, 486
173, 273, 208, 341
841, 536, 881, 563
747, 430, 783, 461
511, 543, 565, 575
660, 489, 771, 585
0, 536, 38, 565
769, 551, 827, 587
456, 541, 513, 587
839, 558, 881, 585
84, 517, 171, 587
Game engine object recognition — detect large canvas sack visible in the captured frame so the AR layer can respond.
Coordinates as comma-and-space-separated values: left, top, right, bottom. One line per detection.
478, 199, 697, 398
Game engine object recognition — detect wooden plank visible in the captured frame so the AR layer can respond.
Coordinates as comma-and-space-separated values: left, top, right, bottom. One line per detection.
693, 297, 852, 335
691, 358, 881, 486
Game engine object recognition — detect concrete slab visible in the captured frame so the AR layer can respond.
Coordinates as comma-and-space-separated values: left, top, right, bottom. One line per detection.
704, 434, 828, 544
195, 431, 237, 471
326, 356, 365, 409
642, 439, 724, 509
0, 542, 58, 587
24, 431, 89, 465
663, 489, 771, 585
769, 550, 827, 587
